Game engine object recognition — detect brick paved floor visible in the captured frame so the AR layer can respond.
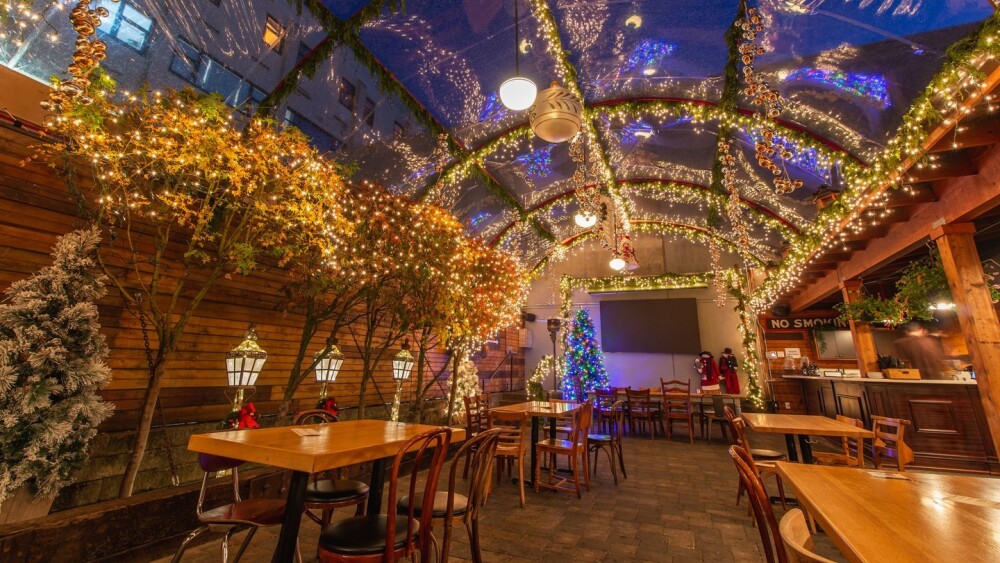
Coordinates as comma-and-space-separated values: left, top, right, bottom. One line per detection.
154, 430, 846, 562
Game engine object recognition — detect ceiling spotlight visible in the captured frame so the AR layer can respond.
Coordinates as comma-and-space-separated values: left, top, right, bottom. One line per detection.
574, 210, 597, 228
625, 14, 642, 29
499, 0, 536, 111
609, 256, 627, 271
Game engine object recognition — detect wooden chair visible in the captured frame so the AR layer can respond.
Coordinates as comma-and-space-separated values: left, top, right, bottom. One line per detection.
700, 394, 735, 443
548, 398, 578, 437
170, 454, 297, 563
724, 406, 787, 461
779, 508, 835, 563
588, 399, 627, 484
812, 415, 866, 467
871, 415, 914, 472
729, 445, 788, 563
730, 417, 787, 509
318, 427, 452, 563
291, 410, 370, 532
463, 393, 490, 478
660, 378, 694, 443
593, 388, 618, 433
397, 428, 502, 563
626, 388, 662, 439
487, 409, 531, 507
535, 403, 593, 497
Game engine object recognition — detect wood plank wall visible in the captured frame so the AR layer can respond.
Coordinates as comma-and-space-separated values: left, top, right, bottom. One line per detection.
0, 125, 526, 433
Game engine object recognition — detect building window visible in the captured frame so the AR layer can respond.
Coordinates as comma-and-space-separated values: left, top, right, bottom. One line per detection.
169, 37, 268, 111
285, 109, 341, 153
363, 98, 375, 128
297, 41, 312, 63
97, 0, 153, 53
393, 121, 406, 139
262, 15, 284, 52
338, 78, 356, 110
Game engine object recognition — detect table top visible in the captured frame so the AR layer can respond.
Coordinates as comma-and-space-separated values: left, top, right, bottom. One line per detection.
741, 413, 874, 438
490, 400, 581, 417
187, 419, 465, 474
776, 463, 1000, 563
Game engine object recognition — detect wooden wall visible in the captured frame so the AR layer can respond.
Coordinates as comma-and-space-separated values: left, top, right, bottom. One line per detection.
0, 124, 525, 432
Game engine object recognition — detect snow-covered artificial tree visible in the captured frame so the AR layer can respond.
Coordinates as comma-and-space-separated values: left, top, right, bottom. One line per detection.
448, 353, 481, 422
0, 227, 113, 504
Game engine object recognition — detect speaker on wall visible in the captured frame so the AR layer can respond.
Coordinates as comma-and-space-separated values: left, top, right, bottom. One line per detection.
522, 311, 537, 323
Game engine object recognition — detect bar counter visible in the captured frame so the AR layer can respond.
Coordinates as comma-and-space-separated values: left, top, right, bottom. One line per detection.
777, 375, 998, 474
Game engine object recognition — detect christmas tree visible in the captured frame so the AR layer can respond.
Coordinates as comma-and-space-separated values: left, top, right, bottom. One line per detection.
448, 352, 482, 422
562, 309, 610, 400
0, 228, 113, 504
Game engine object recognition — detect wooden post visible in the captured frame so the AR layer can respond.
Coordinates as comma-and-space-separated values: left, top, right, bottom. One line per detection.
840, 280, 880, 375
932, 222, 1000, 458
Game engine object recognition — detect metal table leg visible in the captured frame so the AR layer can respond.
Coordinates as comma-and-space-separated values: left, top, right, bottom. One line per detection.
367, 457, 387, 515
798, 435, 814, 464
784, 433, 799, 462
272, 470, 308, 563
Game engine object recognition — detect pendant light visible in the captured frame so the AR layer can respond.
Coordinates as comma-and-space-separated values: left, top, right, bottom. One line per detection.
574, 210, 597, 228
499, 0, 536, 111
609, 255, 627, 271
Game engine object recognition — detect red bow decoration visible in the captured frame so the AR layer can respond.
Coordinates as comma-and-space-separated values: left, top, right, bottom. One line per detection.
317, 397, 339, 417
238, 402, 260, 429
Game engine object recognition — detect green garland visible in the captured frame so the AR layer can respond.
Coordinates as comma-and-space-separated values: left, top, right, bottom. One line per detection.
725, 273, 765, 409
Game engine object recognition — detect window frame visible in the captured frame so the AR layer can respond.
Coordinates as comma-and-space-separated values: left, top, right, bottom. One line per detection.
338, 78, 356, 111
262, 14, 285, 53
96, 0, 154, 54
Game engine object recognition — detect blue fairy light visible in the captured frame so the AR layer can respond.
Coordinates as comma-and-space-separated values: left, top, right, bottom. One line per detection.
478, 91, 510, 123
782, 68, 891, 109
467, 211, 492, 229
747, 127, 831, 180
625, 39, 676, 74
514, 144, 555, 177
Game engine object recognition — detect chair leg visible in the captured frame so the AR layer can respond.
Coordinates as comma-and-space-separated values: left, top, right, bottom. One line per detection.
774, 475, 788, 510
570, 451, 581, 498
582, 448, 591, 491
220, 528, 234, 563
533, 450, 542, 493
469, 518, 485, 563
171, 525, 209, 563
687, 416, 694, 444
616, 441, 627, 479
736, 479, 745, 505
231, 526, 257, 563
441, 518, 455, 563
517, 455, 526, 508
463, 453, 472, 479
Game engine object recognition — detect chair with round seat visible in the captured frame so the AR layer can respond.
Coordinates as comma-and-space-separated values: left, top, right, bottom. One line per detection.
170, 454, 296, 563
729, 445, 788, 563
292, 410, 370, 530
488, 409, 531, 507
535, 402, 593, 497
779, 508, 836, 563
463, 393, 490, 477
318, 427, 452, 563
396, 428, 501, 563
724, 405, 786, 461
587, 399, 627, 484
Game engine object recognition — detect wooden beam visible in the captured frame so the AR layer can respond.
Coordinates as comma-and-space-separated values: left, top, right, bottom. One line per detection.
840, 281, 880, 375
932, 223, 1000, 460
884, 183, 938, 207
907, 150, 978, 183
790, 143, 1000, 311
929, 117, 1000, 153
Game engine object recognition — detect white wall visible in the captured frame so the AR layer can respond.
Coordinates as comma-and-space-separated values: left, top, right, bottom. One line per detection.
523, 235, 747, 392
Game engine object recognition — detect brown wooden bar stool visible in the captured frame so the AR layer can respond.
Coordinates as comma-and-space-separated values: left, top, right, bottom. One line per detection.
170, 454, 297, 563
396, 428, 501, 563
871, 415, 914, 472
728, 445, 788, 563
588, 399, 627, 484
318, 427, 452, 563
292, 410, 370, 531
660, 378, 694, 443
812, 415, 866, 467
535, 403, 592, 497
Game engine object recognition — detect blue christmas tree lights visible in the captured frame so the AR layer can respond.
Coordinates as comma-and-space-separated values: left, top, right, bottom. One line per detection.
562, 308, 610, 400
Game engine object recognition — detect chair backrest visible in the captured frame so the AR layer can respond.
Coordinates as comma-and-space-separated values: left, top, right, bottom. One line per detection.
608, 400, 626, 443
195, 454, 244, 515
660, 378, 690, 395
447, 428, 501, 524
464, 394, 489, 435
712, 395, 729, 415
489, 409, 531, 455
729, 445, 788, 563
549, 398, 577, 406
292, 409, 340, 425
871, 415, 913, 470
661, 378, 691, 414
387, 427, 452, 562
730, 417, 756, 456
626, 388, 652, 412
594, 388, 617, 412
723, 405, 738, 422
779, 508, 835, 563
568, 402, 594, 449
835, 415, 863, 459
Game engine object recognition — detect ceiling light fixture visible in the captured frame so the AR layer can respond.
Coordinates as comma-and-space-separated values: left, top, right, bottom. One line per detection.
609, 255, 627, 271
574, 210, 597, 228
499, 1, 536, 111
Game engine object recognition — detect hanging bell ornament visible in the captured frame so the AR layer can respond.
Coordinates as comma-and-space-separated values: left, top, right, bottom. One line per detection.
529, 81, 582, 143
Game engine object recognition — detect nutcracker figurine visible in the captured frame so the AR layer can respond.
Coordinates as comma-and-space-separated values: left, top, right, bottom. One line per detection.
719, 347, 741, 395
694, 351, 721, 394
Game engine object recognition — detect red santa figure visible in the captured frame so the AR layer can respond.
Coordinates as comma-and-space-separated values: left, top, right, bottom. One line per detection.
719, 347, 741, 395
695, 351, 721, 394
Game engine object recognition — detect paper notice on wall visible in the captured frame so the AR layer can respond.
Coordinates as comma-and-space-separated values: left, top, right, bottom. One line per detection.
784, 348, 801, 359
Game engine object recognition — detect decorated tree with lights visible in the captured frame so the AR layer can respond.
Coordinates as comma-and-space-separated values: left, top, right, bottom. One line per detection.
37, 18, 348, 495
562, 308, 609, 401
0, 228, 114, 507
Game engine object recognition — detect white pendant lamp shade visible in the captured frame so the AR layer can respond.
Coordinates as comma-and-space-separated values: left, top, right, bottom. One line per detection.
574, 210, 597, 228
226, 326, 267, 387
500, 76, 537, 111
529, 81, 582, 143
609, 256, 627, 271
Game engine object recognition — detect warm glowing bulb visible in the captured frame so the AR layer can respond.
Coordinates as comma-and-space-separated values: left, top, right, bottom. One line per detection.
499, 77, 537, 111
574, 211, 597, 228
642, 67, 656, 76
609, 257, 627, 271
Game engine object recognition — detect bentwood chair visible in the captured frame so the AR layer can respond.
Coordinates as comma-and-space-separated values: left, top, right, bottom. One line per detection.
488, 409, 531, 507
397, 428, 502, 563
812, 415, 866, 468
730, 417, 787, 510
593, 388, 618, 433
535, 402, 593, 497
291, 410, 370, 530
171, 454, 297, 563
588, 400, 627, 484
724, 406, 787, 462
625, 388, 661, 439
318, 427, 452, 563
779, 509, 836, 563
729, 445, 788, 563
660, 378, 694, 443
871, 415, 915, 472
463, 394, 490, 478
700, 394, 736, 443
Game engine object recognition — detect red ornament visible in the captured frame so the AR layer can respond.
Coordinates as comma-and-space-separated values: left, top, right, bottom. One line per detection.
237, 402, 260, 429
317, 397, 339, 417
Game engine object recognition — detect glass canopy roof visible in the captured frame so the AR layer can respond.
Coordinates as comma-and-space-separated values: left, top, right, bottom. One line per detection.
2, 0, 995, 271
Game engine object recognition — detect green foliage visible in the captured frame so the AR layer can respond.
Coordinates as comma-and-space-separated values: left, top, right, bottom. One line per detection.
562, 309, 610, 400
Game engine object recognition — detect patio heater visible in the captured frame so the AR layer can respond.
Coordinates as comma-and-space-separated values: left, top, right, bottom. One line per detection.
225, 324, 267, 412
390, 340, 415, 422
314, 337, 344, 401
547, 318, 562, 395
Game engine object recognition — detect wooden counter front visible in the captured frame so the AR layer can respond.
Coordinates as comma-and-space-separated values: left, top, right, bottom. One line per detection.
780, 376, 998, 474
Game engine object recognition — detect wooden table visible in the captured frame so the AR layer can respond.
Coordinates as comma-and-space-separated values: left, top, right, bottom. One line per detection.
741, 413, 873, 464
776, 462, 1000, 562
188, 419, 464, 563
489, 401, 580, 487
